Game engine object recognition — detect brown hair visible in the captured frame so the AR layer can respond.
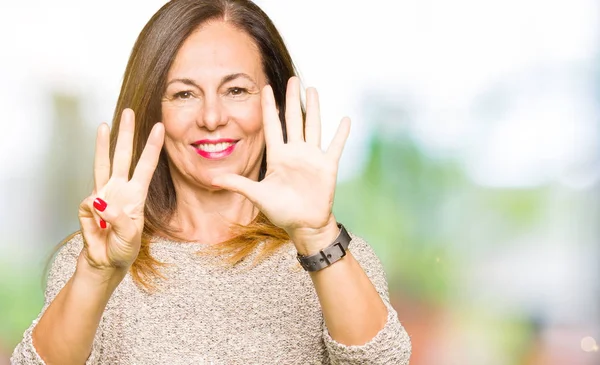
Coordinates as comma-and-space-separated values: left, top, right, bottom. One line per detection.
63, 0, 302, 290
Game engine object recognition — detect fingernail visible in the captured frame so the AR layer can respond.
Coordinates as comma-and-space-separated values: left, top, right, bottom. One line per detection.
93, 198, 107, 212
100, 219, 107, 229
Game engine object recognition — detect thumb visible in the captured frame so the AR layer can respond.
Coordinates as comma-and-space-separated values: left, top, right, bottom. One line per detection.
212, 174, 261, 201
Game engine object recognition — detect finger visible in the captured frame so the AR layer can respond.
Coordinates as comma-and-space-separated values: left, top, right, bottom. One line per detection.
261, 85, 284, 148
131, 123, 165, 188
79, 196, 105, 231
326, 117, 351, 161
91, 197, 136, 238
304, 87, 321, 147
211, 174, 263, 204
112, 109, 135, 179
284, 77, 304, 143
94, 123, 111, 190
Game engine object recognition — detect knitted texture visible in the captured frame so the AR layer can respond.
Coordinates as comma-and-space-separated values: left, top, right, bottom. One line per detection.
12, 233, 411, 364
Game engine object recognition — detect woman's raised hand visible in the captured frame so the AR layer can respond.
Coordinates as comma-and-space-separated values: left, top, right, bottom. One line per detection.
78, 109, 165, 271
212, 77, 350, 254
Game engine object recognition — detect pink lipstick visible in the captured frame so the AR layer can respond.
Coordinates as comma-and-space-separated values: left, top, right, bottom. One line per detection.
192, 138, 238, 159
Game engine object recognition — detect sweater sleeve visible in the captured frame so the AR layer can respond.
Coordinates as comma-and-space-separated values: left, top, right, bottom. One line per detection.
10, 233, 103, 365
322, 234, 411, 365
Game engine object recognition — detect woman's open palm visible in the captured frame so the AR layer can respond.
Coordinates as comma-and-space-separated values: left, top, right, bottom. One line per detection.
78, 109, 164, 270
212, 77, 350, 238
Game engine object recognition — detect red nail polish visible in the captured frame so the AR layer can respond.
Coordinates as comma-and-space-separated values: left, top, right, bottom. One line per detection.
100, 219, 107, 229
93, 198, 107, 212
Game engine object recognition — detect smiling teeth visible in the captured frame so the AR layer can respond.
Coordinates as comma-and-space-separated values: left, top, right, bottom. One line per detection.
196, 142, 234, 152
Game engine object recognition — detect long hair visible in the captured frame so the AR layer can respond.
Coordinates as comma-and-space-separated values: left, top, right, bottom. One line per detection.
61, 0, 302, 290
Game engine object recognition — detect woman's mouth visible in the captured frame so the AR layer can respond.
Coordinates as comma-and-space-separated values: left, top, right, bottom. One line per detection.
192, 139, 238, 159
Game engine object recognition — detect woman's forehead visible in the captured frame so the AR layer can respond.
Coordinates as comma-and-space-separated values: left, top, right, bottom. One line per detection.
168, 21, 264, 83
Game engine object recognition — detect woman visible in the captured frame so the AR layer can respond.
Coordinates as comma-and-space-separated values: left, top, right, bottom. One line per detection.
12, 0, 411, 364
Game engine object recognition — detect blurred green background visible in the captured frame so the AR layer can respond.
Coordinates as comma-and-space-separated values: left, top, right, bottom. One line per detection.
1, 1, 599, 364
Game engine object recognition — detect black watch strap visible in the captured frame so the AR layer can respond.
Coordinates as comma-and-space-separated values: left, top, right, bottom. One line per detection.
296, 223, 352, 272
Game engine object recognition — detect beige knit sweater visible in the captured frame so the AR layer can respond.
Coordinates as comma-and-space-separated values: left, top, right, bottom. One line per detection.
11, 232, 411, 364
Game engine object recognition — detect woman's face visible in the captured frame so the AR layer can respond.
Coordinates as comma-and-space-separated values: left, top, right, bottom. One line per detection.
161, 21, 267, 190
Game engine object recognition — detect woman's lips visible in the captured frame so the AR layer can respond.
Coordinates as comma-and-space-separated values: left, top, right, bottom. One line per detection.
192, 139, 238, 159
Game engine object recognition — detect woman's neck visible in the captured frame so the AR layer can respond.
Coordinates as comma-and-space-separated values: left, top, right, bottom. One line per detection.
168, 182, 258, 244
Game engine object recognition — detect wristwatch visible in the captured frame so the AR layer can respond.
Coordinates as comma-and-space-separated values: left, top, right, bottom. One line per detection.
296, 223, 352, 272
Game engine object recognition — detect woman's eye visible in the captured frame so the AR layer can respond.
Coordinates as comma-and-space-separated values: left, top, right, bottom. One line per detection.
174, 91, 193, 99
228, 87, 248, 97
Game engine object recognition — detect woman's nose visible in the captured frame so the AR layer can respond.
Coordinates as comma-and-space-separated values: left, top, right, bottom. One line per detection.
198, 95, 227, 131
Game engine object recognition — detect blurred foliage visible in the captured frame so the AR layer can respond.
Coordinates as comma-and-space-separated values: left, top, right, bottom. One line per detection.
0, 262, 44, 350
334, 134, 462, 304
334, 131, 549, 304
0, 91, 93, 351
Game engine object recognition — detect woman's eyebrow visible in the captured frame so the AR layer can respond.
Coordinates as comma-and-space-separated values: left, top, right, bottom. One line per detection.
166, 73, 258, 89
165, 78, 200, 88
220, 73, 257, 86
